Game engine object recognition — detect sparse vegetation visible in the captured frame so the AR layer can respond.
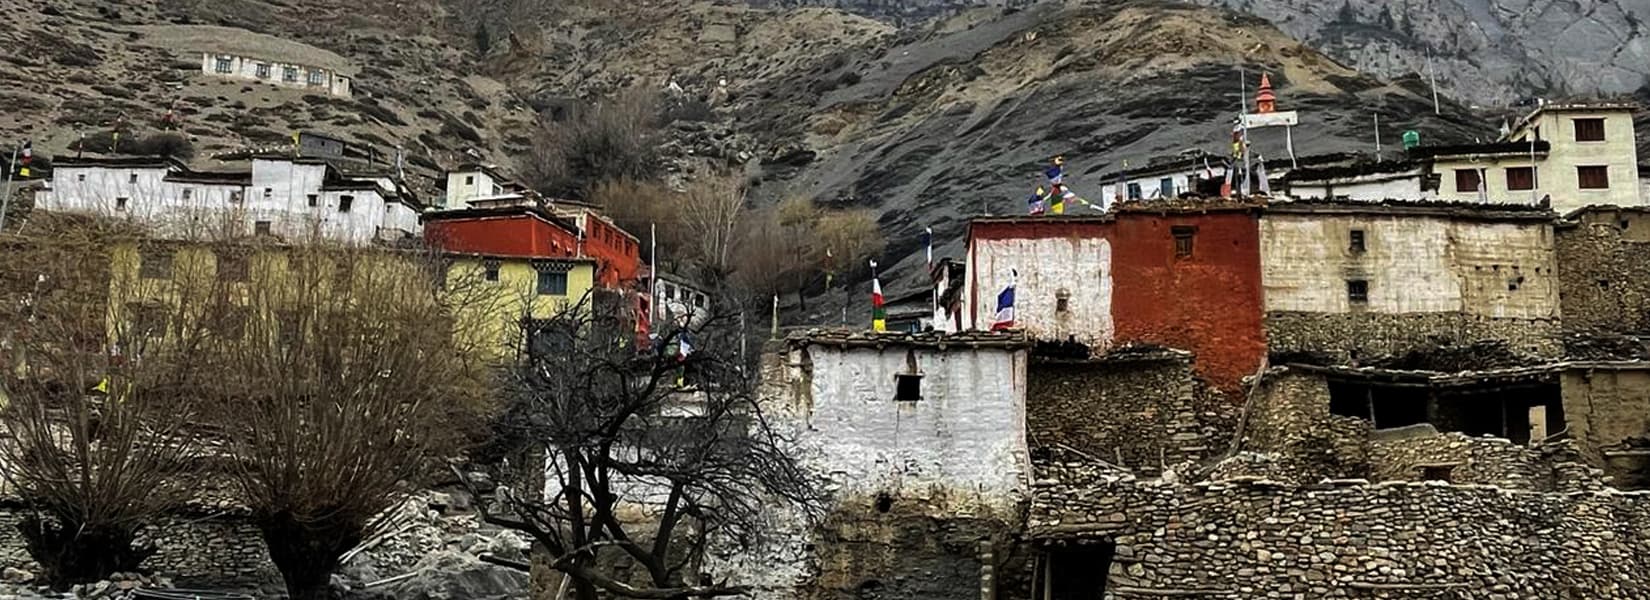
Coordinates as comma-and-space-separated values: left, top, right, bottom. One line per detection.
522, 91, 661, 198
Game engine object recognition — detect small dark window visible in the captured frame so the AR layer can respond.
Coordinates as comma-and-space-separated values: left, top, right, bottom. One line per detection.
1055, 289, 1071, 313
465, 175, 475, 185
1347, 279, 1369, 304
483, 261, 500, 282
218, 253, 249, 282
894, 373, 922, 401
115, 197, 129, 211
1578, 166, 1609, 190
1171, 226, 1195, 258
129, 173, 139, 184
255, 63, 270, 79
1159, 177, 1174, 198
139, 248, 174, 280
1454, 169, 1481, 193
214, 57, 232, 73
182, 188, 193, 200
230, 191, 243, 204
1420, 465, 1456, 482
1349, 229, 1366, 253
128, 303, 169, 338
307, 194, 319, 207
263, 188, 273, 200
338, 195, 354, 213
77, 174, 86, 182
254, 221, 272, 236
537, 271, 568, 295
1126, 182, 1142, 200
1574, 118, 1606, 142
1506, 166, 1535, 191
283, 66, 298, 82
1509, 275, 1525, 291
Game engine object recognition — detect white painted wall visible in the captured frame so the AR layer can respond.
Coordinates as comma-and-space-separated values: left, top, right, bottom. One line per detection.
200, 53, 351, 97
445, 169, 502, 209
1261, 213, 1559, 318
964, 237, 1114, 347
1287, 173, 1433, 201
1097, 167, 1218, 204
793, 343, 1029, 505
37, 160, 419, 243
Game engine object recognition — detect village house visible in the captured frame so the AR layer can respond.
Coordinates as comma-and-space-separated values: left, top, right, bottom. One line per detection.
1555, 204, 1650, 334
439, 165, 644, 290
147, 24, 359, 98
1283, 103, 1646, 214
35, 155, 422, 243
743, 330, 1030, 599
961, 201, 1268, 394
1261, 199, 1562, 361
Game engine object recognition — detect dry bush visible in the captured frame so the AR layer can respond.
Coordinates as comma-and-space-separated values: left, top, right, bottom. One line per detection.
0, 216, 206, 587
522, 92, 661, 197
196, 237, 494, 600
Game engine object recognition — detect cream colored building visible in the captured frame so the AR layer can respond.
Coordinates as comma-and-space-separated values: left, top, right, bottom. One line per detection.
1428, 103, 1642, 213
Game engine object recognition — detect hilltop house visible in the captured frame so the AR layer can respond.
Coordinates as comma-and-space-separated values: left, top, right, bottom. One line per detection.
144, 25, 359, 97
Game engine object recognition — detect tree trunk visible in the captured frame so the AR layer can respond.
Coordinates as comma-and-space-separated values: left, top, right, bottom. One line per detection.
19, 516, 153, 588
257, 511, 361, 600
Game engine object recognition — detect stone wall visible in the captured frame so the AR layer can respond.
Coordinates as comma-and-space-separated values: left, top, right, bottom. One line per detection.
1027, 351, 1232, 475
1367, 431, 1554, 490
0, 503, 277, 586
1242, 371, 1372, 482
1561, 366, 1650, 488
1029, 471, 1650, 598
1265, 311, 1562, 361
1555, 218, 1650, 334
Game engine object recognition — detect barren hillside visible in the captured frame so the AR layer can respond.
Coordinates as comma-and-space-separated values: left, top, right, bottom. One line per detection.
1, 0, 1498, 301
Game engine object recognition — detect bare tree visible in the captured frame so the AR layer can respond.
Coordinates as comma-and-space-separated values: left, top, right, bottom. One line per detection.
815, 209, 886, 281
199, 239, 494, 600
469, 296, 822, 600
776, 197, 821, 311
678, 176, 746, 277
522, 92, 662, 198
0, 216, 206, 586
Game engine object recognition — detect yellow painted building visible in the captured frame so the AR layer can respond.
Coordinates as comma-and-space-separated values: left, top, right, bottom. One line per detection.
1431, 103, 1642, 213
443, 253, 597, 362
103, 241, 595, 364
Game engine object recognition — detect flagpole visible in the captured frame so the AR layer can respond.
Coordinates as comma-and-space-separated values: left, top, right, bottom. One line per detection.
0, 143, 18, 234
649, 222, 657, 325
1240, 69, 1252, 197
1426, 51, 1440, 115
771, 294, 779, 339
1374, 112, 1382, 159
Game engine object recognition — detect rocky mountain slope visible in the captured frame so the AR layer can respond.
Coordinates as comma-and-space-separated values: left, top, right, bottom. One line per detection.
733, 1, 1489, 289
4, 0, 1499, 296
749, 0, 1650, 106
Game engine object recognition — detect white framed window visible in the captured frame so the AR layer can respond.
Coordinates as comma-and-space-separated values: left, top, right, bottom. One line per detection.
255, 63, 271, 79
282, 66, 298, 82
308, 70, 325, 86
214, 56, 233, 73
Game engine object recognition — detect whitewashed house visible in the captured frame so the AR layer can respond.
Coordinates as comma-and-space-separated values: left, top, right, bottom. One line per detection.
36, 156, 421, 243
781, 329, 1032, 506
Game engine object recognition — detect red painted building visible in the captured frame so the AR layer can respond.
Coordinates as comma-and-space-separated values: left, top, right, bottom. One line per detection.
553, 204, 643, 289
963, 202, 1266, 394
423, 206, 582, 258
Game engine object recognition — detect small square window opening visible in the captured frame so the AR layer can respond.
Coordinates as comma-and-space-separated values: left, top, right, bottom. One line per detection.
1347, 279, 1369, 304
1171, 226, 1195, 258
1349, 229, 1366, 253
894, 373, 922, 401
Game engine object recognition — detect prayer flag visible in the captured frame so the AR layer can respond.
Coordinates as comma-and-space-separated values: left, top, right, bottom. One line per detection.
923, 228, 933, 268
870, 260, 886, 332
992, 270, 1016, 331
18, 141, 31, 178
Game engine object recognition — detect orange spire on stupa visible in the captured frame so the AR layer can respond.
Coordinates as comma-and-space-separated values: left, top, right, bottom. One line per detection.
1255, 73, 1276, 114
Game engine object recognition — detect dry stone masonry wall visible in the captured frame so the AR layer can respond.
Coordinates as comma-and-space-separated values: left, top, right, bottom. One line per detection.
1030, 470, 1650, 599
